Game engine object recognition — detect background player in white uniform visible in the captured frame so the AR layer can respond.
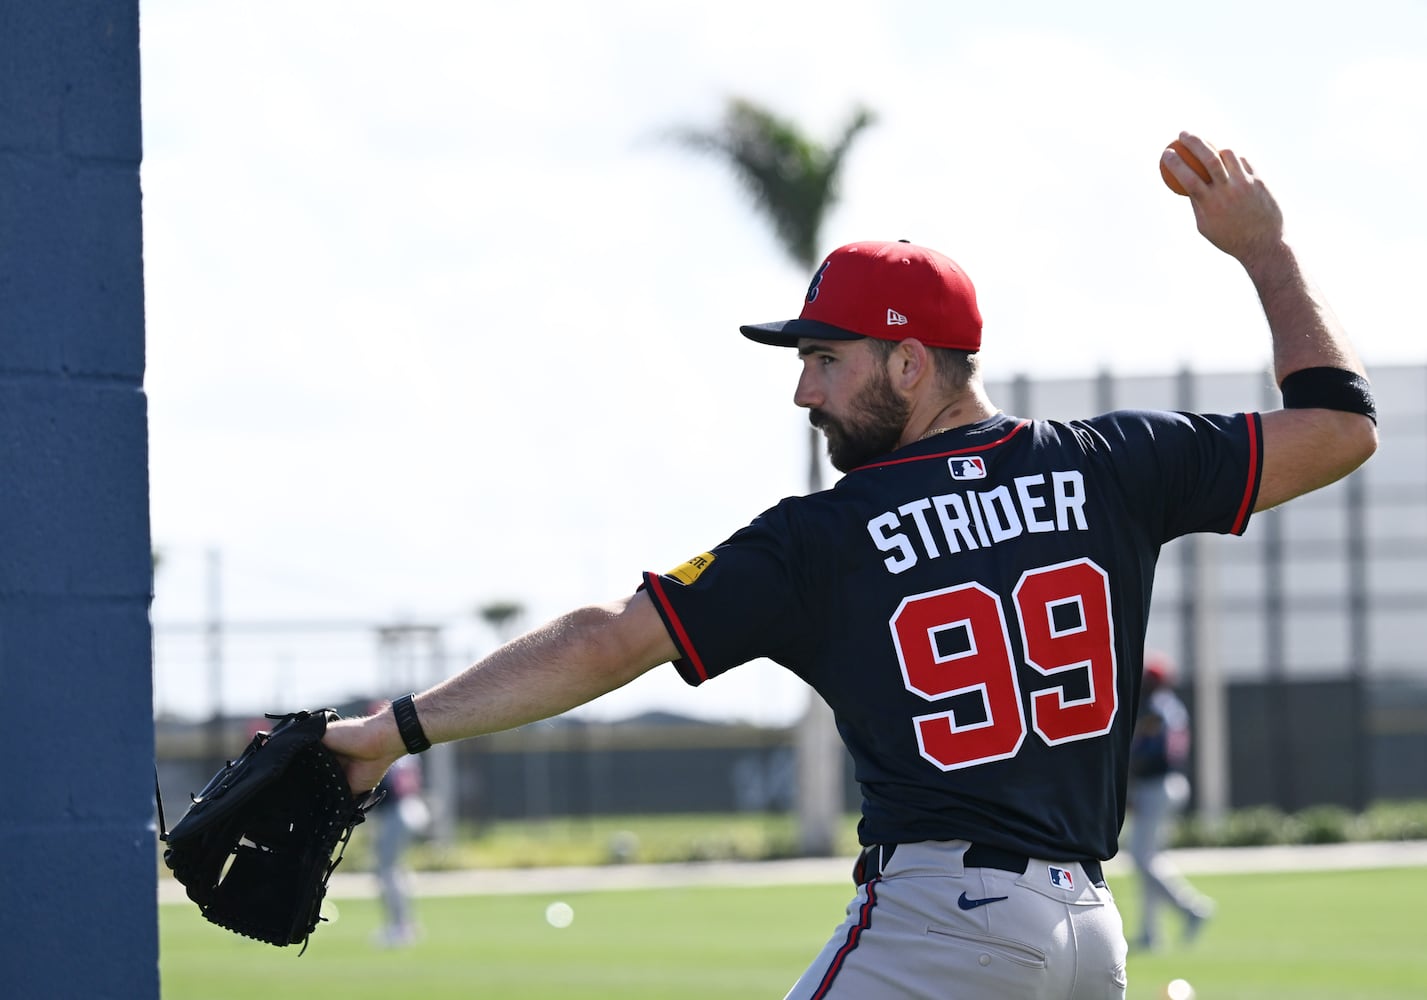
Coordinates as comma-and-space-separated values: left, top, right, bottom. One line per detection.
324, 132, 1377, 998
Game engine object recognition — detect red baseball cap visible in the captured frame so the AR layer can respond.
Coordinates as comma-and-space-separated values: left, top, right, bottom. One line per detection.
740, 240, 982, 351
1144, 652, 1177, 686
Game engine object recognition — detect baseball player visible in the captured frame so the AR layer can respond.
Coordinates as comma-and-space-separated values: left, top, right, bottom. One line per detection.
325, 131, 1377, 998
1125, 652, 1214, 949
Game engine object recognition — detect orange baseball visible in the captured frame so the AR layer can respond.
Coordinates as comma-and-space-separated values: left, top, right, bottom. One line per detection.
1160, 139, 1214, 196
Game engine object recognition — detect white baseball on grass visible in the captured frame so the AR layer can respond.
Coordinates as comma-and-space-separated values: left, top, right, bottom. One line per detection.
1163, 979, 1195, 1000
545, 901, 574, 928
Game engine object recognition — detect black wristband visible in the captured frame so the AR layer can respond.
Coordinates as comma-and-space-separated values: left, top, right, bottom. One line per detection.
391, 693, 431, 754
1280, 366, 1377, 425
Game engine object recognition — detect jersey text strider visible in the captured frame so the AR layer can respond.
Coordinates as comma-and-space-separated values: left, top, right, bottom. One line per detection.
642, 410, 1262, 860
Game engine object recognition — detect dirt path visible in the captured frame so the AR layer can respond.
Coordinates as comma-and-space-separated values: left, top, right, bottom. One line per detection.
158, 839, 1427, 904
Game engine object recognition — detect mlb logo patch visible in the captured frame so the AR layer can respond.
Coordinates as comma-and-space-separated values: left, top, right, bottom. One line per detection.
948, 456, 987, 480
1047, 866, 1075, 891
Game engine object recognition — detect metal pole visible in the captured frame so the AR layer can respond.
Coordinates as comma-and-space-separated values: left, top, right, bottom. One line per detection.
1261, 378, 1293, 810
426, 629, 459, 847
796, 425, 843, 856
1177, 369, 1229, 824
1189, 533, 1230, 825
205, 547, 224, 765
1345, 471, 1370, 811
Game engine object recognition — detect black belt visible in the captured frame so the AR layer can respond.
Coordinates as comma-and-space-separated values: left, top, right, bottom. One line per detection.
854, 843, 1104, 887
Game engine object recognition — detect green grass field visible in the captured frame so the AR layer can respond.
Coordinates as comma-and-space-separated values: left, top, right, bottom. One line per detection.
161, 867, 1427, 999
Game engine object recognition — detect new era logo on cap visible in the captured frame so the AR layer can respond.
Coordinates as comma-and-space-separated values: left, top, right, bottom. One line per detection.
739, 240, 984, 351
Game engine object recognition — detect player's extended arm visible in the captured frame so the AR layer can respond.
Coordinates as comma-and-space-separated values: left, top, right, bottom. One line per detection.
1164, 132, 1378, 511
324, 591, 678, 794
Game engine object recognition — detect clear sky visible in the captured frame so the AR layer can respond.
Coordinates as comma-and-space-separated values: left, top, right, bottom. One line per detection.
140, 0, 1427, 725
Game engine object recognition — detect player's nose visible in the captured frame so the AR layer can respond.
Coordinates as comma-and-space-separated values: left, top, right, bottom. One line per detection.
793, 366, 822, 410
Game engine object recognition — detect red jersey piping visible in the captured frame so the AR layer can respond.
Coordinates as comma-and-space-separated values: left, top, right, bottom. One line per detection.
644, 573, 709, 683
811, 880, 879, 998
855, 419, 1031, 472
1231, 412, 1262, 535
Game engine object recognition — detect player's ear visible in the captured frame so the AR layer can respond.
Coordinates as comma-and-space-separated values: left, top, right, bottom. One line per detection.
891, 338, 931, 390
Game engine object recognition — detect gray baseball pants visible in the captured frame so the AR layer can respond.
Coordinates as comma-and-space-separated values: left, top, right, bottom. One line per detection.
783, 840, 1127, 999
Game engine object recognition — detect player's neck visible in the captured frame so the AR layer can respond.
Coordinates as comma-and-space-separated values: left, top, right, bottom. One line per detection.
902, 386, 998, 446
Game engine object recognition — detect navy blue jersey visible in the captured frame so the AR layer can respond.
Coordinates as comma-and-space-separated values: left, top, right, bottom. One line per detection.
642, 410, 1263, 861
1129, 687, 1192, 779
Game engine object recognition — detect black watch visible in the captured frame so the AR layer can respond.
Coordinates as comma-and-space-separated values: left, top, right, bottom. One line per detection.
391, 693, 431, 754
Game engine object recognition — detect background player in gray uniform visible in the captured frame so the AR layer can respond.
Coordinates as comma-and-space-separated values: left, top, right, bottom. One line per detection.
325, 131, 1377, 999
1125, 652, 1214, 950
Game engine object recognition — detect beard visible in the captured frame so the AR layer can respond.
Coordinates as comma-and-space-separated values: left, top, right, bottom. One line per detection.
810, 367, 911, 472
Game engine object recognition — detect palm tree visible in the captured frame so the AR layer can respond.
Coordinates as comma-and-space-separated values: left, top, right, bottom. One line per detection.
478, 600, 526, 641
670, 97, 874, 494
669, 98, 874, 270
669, 97, 876, 856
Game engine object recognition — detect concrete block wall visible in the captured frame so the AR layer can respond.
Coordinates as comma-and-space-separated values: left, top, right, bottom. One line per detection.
0, 3, 156, 997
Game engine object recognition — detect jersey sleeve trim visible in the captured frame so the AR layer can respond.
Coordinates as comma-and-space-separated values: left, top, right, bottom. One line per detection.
641, 571, 710, 685
1231, 412, 1264, 534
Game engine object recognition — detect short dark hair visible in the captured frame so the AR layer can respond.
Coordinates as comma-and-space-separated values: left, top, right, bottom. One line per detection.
868, 338, 978, 393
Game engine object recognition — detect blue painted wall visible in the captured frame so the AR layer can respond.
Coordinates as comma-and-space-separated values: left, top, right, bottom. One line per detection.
0, 3, 156, 997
